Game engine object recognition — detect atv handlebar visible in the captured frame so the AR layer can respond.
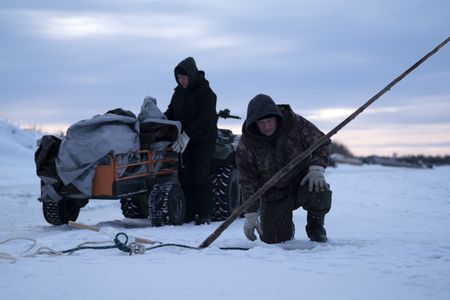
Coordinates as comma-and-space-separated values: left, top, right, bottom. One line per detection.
218, 109, 241, 119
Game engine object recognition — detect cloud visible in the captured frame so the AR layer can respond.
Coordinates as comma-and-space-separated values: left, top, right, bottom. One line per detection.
20, 10, 209, 40
0, 7, 298, 65
297, 93, 450, 156
0, 7, 301, 75
302, 93, 450, 124
0, 2, 449, 156
333, 123, 450, 156
4, 9, 268, 50
304, 106, 400, 122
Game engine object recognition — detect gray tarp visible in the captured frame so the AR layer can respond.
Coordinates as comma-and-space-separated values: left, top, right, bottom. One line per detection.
55, 114, 140, 196
138, 96, 166, 122
138, 96, 181, 151
55, 97, 181, 196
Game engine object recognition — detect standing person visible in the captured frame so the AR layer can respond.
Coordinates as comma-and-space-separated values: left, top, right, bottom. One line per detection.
236, 94, 332, 243
165, 57, 218, 225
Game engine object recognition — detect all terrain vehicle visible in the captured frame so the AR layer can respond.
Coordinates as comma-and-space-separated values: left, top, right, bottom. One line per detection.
35, 110, 241, 226
210, 109, 241, 221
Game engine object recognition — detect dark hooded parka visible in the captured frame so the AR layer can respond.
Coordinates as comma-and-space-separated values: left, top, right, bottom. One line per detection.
164, 57, 218, 223
165, 57, 218, 142
236, 94, 331, 243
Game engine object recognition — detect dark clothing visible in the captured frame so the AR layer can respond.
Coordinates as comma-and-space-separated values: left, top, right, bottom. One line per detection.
243, 94, 285, 131
260, 180, 332, 244
179, 140, 216, 221
165, 57, 218, 142
236, 94, 332, 243
164, 57, 218, 220
237, 102, 330, 213
35, 135, 84, 201
35, 135, 63, 184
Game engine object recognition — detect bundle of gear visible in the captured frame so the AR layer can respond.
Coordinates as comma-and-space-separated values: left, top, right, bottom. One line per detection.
35, 97, 242, 227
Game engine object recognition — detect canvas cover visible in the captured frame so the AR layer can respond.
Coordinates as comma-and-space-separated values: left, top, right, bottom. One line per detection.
38, 97, 181, 197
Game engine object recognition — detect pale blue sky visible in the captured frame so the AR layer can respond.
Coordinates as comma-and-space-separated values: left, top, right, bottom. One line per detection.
1, 0, 449, 155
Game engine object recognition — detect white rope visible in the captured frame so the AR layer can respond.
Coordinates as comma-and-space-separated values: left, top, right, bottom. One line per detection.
24, 247, 64, 257
0, 237, 114, 263
0, 237, 37, 263
0, 252, 17, 263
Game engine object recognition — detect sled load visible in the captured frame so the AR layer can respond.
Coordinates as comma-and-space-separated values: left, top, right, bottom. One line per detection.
34, 98, 241, 226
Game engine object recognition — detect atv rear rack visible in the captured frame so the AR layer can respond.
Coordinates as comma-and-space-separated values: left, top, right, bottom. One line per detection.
92, 148, 178, 197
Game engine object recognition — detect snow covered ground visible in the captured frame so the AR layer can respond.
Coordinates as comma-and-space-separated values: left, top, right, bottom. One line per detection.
1, 121, 450, 300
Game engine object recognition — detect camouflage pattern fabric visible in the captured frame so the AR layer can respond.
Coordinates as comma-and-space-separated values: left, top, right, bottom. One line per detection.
236, 104, 330, 213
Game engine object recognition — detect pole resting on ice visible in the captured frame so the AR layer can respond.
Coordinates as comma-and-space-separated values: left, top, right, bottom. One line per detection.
198, 37, 450, 249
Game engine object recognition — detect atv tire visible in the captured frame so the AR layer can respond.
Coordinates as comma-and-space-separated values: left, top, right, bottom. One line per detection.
211, 165, 240, 221
42, 199, 83, 225
148, 182, 185, 226
120, 195, 149, 219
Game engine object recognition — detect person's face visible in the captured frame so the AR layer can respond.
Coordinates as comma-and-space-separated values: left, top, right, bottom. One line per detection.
177, 74, 189, 89
255, 117, 277, 136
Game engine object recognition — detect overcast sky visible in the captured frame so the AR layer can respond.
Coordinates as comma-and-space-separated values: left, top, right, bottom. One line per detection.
1, 0, 449, 156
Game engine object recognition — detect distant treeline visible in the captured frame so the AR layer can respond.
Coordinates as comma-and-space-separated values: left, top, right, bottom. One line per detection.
330, 142, 353, 157
391, 155, 450, 166
330, 142, 450, 166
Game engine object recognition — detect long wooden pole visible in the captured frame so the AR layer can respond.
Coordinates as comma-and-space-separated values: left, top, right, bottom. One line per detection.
199, 37, 449, 249
68, 221, 156, 244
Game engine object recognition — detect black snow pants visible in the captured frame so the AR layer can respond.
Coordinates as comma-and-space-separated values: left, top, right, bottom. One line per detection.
260, 176, 332, 244
178, 139, 216, 222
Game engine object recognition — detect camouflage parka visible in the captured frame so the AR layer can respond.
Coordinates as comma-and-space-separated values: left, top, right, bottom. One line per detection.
236, 96, 330, 213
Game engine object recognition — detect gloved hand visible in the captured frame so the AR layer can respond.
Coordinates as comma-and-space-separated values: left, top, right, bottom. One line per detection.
172, 132, 190, 153
243, 212, 263, 241
300, 165, 330, 192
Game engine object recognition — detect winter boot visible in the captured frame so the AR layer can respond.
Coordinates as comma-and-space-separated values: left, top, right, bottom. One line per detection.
195, 215, 211, 225
305, 213, 327, 243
